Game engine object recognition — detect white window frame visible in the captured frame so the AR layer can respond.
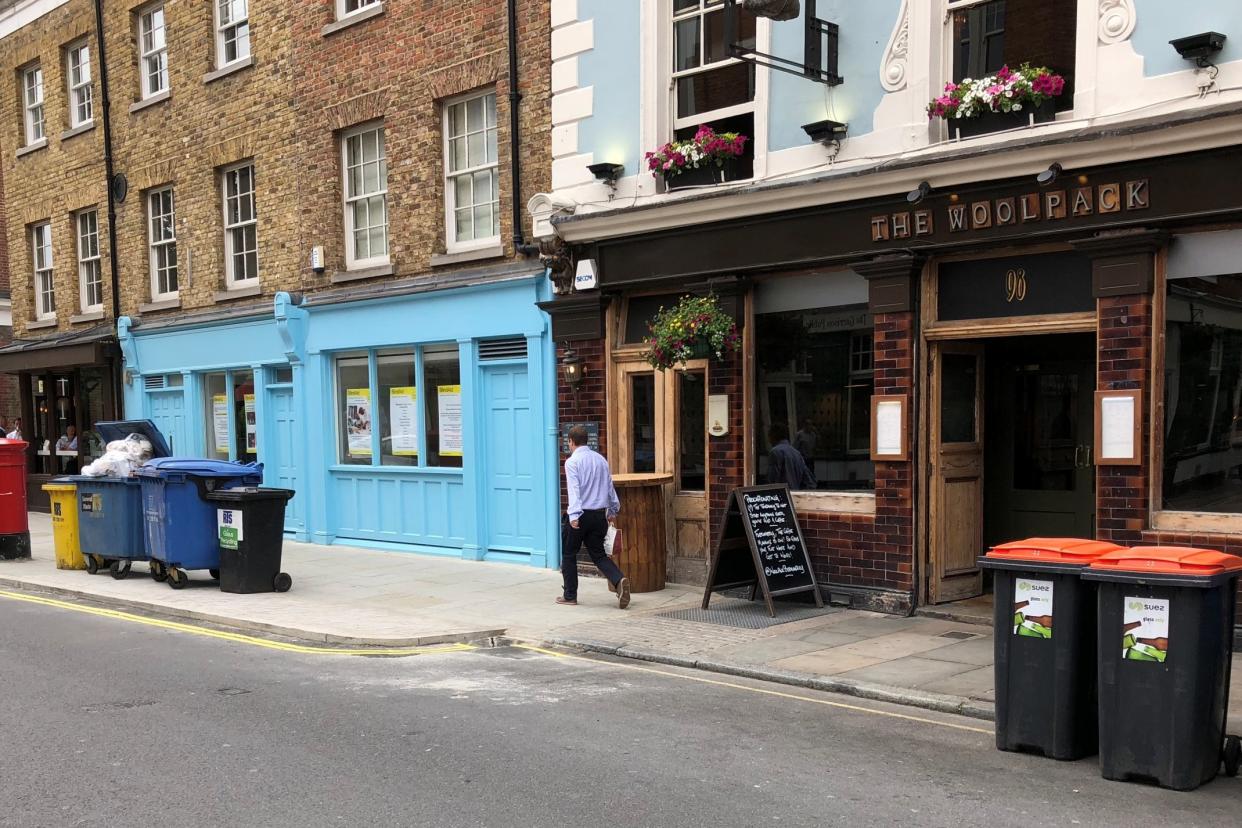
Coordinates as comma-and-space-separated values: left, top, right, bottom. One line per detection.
442, 91, 500, 253
76, 209, 103, 312
138, 4, 169, 99
214, 0, 250, 69
147, 187, 178, 300
22, 64, 44, 145
222, 161, 258, 287
66, 41, 93, 127
31, 222, 55, 321
341, 122, 389, 270
336, 0, 381, 21
669, 0, 758, 131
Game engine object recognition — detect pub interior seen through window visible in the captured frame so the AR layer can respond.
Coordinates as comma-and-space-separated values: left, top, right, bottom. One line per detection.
1163, 272, 1242, 513
950, 0, 1076, 111
755, 273, 875, 491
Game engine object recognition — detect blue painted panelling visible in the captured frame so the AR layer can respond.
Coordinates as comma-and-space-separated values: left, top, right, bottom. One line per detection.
267, 385, 304, 533
331, 471, 466, 547
130, 316, 285, 374
768, 0, 899, 150
1133, 1, 1242, 77
146, 389, 188, 456
576, 0, 643, 175
483, 364, 539, 554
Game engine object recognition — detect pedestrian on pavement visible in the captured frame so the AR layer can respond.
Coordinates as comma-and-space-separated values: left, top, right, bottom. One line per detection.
559, 424, 630, 609
766, 423, 816, 490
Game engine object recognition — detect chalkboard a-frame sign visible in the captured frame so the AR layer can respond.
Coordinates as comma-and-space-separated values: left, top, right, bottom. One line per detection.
702, 484, 823, 617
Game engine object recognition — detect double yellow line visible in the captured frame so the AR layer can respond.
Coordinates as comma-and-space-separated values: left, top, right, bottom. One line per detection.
0, 589, 475, 657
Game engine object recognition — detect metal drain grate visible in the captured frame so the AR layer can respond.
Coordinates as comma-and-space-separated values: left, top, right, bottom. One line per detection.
939, 631, 979, 640
656, 598, 836, 630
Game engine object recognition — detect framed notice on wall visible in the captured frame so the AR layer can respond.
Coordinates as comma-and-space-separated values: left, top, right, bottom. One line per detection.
871, 394, 908, 461
1095, 389, 1142, 466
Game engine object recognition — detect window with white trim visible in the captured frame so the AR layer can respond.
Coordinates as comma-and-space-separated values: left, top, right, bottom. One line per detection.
338, 0, 380, 19
215, 0, 250, 67
139, 5, 169, 99
341, 123, 388, 268
147, 187, 178, 299
671, 1, 755, 127
31, 222, 55, 321
66, 43, 93, 127
443, 91, 499, 250
222, 162, 258, 286
76, 210, 103, 312
22, 64, 44, 145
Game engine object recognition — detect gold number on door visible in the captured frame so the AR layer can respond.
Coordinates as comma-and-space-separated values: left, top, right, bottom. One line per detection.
1005, 268, 1028, 303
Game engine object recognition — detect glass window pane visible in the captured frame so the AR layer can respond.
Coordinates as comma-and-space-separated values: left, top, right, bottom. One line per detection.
231, 370, 256, 459
454, 207, 473, 242
704, 7, 754, 63
337, 356, 371, 465
941, 354, 978, 444
466, 95, 484, 130
679, 371, 706, 490
424, 346, 462, 468
450, 137, 467, 173
631, 374, 656, 473
674, 17, 700, 72
203, 372, 230, 458
378, 352, 417, 466
467, 130, 485, 167
676, 61, 754, 119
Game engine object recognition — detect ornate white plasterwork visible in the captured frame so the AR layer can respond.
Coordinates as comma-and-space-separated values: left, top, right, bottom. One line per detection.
1099, 0, 1136, 45
879, 0, 910, 92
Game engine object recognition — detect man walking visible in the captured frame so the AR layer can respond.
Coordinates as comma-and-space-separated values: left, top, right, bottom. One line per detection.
559, 425, 630, 609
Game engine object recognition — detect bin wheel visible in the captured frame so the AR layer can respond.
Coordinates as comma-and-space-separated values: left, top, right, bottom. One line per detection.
209, 569, 220, 580
273, 572, 292, 593
109, 560, 132, 580
85, 555, 99, 575
149, 560, 168, 582
1224, 734, 1242, 777
168, 568, 189, 590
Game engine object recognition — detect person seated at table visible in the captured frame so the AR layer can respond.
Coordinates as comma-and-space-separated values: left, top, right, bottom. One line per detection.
56, 425, 79, 452
5, 418, 22, 439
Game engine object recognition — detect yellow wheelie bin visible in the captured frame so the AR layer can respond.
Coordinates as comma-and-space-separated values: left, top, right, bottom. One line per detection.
42, 481, 86, 570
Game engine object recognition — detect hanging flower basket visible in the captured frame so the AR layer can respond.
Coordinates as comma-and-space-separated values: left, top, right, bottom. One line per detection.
927, 64, 1065, 138
646, 125, 748, 191
643, 295, 740, 371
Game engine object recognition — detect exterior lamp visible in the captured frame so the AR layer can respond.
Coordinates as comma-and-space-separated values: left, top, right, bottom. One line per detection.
801, 119, 848, 145
906, 181, 931, 205
587, 162, 625, 201
561, 345, 585, 388
1037, 162, 1063, 186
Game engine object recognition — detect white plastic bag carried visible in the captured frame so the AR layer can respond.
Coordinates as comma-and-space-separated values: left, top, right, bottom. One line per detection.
604, 525, 620, 557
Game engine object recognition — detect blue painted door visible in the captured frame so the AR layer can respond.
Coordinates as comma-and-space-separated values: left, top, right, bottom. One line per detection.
146, 390, 187, 455
483, 364, 540, 554
266, 386, 304, 533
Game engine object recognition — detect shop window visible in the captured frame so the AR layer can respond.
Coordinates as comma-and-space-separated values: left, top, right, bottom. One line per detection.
949, 0, 1076, 111
1162, 273, 1242, 513
203, 370, 256, 461
377, 352, 417, 467
755, 291, 875, 491
423, 346, 462, 468
336, 355, 371, 465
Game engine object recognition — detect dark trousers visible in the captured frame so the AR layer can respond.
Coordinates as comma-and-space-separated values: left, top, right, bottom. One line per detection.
562, 509, 624, 600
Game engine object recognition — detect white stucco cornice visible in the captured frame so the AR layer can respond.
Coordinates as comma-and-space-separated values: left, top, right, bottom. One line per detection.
0, 0, 67, 39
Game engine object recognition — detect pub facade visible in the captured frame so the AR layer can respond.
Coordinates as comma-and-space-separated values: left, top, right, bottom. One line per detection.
536, 0, 1242, 617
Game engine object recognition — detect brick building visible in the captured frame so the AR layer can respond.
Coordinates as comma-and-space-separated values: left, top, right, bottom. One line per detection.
0, 158, 19, 423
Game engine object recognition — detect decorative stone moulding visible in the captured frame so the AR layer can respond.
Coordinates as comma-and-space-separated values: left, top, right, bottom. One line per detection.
880, 0, 909, 92
1099, 0, 1137, 45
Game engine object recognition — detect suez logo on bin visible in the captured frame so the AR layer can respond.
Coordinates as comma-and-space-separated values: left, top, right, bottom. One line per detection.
1012, 579, 1054, 639
78, 493, 102, 516
1122, 596, 1171, 663
217, 508, 244, 551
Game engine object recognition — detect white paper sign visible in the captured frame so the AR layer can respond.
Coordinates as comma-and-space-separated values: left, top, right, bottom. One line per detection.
1100, 395, 1135, 460
243, 394, 257, 455
708, 394, 728, 437
212, 394, 230, 452
437, 385, 463, 457
346, 388, 372, 457
1122, 596, 1170, 662
1013, 578, 1054, 639
874, 399, 903, 456
389, 386, 418, 456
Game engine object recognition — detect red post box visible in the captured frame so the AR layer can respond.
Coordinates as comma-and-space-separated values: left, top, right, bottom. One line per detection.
0, 439, 31, 560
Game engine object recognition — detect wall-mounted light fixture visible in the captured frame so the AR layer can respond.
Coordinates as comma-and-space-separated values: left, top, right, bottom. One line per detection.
560, 345, 585, 388
802, 119, 848, 160
587, 162, 625, 199
1037, 162, 1063, 187
1170, 32, 1227, 96
906, 181, 931, 205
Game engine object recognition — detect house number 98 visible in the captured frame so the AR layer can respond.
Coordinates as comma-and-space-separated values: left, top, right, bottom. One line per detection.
1005, 268, 1028, 303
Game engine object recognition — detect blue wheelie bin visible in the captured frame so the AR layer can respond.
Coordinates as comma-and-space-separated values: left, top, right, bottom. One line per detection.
74, 420, 172, 580
138, 458, 262, 589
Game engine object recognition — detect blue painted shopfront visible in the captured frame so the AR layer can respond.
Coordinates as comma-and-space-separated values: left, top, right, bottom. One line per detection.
117, 275, 559, 568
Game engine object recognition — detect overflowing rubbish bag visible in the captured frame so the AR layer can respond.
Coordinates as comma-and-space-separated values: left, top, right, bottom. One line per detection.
81, 433, 155, 477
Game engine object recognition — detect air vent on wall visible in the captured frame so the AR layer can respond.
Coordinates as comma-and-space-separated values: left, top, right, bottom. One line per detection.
478, 338, 528, 361
143, 375, 166, 390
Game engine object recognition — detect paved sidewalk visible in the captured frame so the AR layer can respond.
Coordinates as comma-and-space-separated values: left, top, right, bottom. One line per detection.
6, 512, 1241, 726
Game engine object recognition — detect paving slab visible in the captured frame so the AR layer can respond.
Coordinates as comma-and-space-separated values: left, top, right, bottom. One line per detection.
837, 656, 982, 689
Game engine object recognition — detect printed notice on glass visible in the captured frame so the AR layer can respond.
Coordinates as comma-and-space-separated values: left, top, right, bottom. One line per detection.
437, 385, 463, 457
243, 394, 257, 455
389, 386, 418, 456
346, 388, 372, 457
1122, 596, 1170, 662
1100, 394, 1135, 461
212, 394, 230, 452
874, 398, 904, 457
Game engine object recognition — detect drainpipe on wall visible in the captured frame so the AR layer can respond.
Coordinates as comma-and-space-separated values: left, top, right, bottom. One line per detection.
93, 0, 124, 411
508, 0, 539, 257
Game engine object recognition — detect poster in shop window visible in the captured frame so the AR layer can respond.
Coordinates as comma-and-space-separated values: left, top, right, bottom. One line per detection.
437, 385, 463, 457
212, 394, 230, 452
346, 388, 372, 457
390, 386, 418, 456
244, 394, 257, 454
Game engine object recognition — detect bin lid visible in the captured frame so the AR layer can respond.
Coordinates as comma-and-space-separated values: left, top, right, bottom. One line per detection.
206, 486, 295, 502
94, 420, 173, 458
41, 482, 76, 492
986, 538, 1125, 565
1087, 546, 1242, 577
139, 457, 263, 478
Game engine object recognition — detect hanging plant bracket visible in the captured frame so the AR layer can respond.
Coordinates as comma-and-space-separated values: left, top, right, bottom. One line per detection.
724, 0, 843, 87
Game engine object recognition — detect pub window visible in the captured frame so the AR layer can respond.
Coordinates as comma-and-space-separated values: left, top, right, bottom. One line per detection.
1162, 272, 1242, 513
754, 272, 875, 491
948, 0, 1076, 111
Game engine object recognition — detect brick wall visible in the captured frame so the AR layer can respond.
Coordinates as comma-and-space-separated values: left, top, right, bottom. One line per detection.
0, 158, 16, 419
557, 337, 607, 511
